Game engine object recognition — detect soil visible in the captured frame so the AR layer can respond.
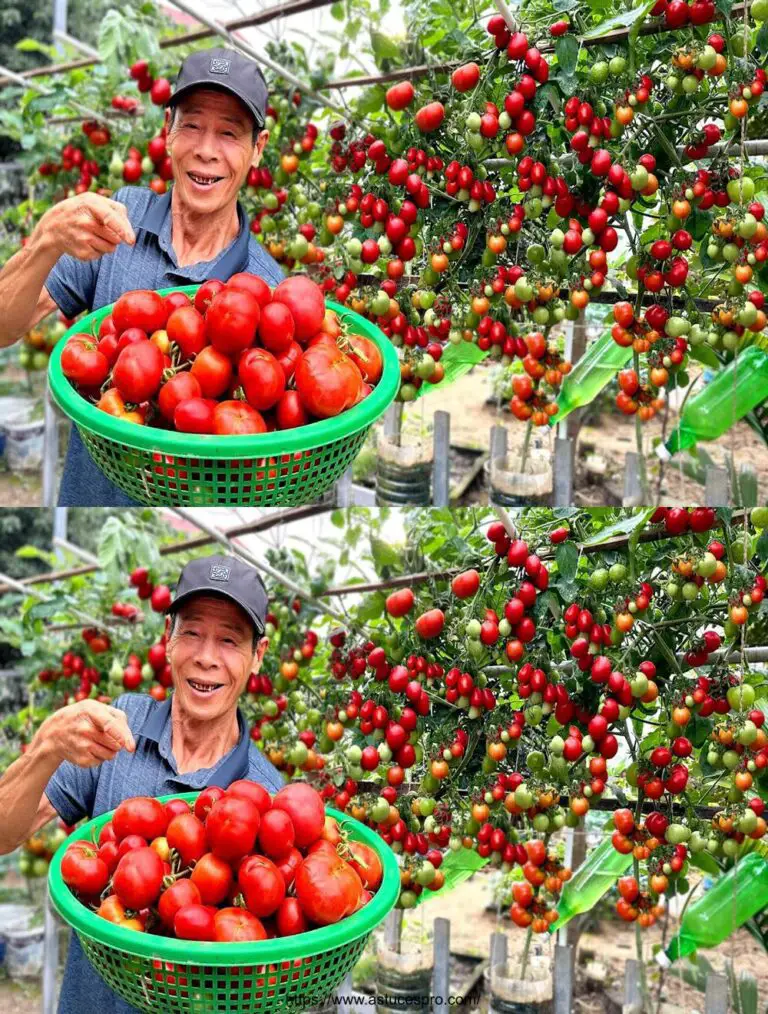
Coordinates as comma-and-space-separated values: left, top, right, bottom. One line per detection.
0, 975, 42, 1014
402, 363, 768, 505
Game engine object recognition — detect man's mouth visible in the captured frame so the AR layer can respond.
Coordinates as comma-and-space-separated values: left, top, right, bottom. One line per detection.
187, 678, 224, 695
187, 171, 223, 188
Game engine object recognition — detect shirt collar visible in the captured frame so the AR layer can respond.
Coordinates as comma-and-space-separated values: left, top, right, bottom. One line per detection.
139, 188, 251, 282
139, 696, 251, 788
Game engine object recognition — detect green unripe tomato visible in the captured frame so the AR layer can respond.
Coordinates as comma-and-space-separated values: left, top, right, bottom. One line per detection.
590, 568, 610, 591
722, 838, 740, 857
750, 505, 768, 528
550, 735, 565, 756
682, 582, 699, 601
590, 62, 609, 84
727, 684, 755, 710
722, 749, 740, 770
550, 227, 565, 249
466, 112, 482, 131
739, 809, 758, 834
581, 735, 595, 755
527, 750, 545, 772
682, 75, 699, 94
665, 823, 691, 844
727, 176, 755, 203
526, 705, 543, 726
630, 674, 649, 698
532, 813, 550, 832
514, 784, 534, 809
609, 562, 627, 582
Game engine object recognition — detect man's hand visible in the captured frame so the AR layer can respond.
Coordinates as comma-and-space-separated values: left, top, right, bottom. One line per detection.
37, 193, 136, 261
37, 700, 136, 768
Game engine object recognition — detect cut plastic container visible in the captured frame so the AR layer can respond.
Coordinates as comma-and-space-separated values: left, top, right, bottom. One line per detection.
48, 287, 400, 505
49, 793, 400, 1013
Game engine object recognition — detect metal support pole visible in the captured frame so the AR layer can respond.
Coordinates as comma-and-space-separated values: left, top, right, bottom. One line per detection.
704, 972, 729, 1014
384, 909, 402, 953
623, 959, 643, 1014
0, 570, 109, 631
42, 882, 59, 1014
42, 384, 59, 508
335, 468, 353, 507
172, 509, 347, 622
432, 411, 450, 507
489, 930, 507, 971
52, 508, 68, 565
53, 29, 99, 60
432, 917, 450, 1010
705, 466, 730, 506
0, 63, 111, 125
623, 452, 644, 508
383, 403, 403, 446
163, 0, 345, 113
553, 944, 573, 1014
553, 437, 574, 507
53, 536, 99, 567
489, 424, 507, 463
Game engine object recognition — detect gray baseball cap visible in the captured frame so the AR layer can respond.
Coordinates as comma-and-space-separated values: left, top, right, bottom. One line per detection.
168, 554, 268, 636
169, 47, 268, 130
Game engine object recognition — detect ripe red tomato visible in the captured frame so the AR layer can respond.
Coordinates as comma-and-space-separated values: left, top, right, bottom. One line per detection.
113, 847, 164, 909
157, 878, 201, 927
227, 272, 272, 307
113, 797, 168, 841
190, 852, 233, 905
295, 345, 362, 418
194, 279, 225, 315
112, 290, 167, 335
276, 896, 309, 936
166, 813, 207, 867
61, 842, 109, 896
275, 340, 302, 383
213, 907, 267, 942
258, 808, 295, 859
205, 796, 261, 861
163, 291, 191, 316
275, 390, 310, 429
174, 397, 217, 434
174, 903, 217, 941
272, 782, 325, 848
239, 348, 285, 411
227, 779, 272, 815
188, 346, 233, 398
274, 846, 303, 889
452, 569, 480, 599
213, 400, 267, 435
415, 608, 445, 639
157, 373, 201, 421
295, 851, 362, 925
346, 334, 383, 384
205, 288, 260, 355
385, 81, 415, 110
113, 341, 164, 403
386, 588, 415, 617
346, 842, 383, 890
238, 854, 286, 917
62, 336, 109, 388
452, 62, 480, 92
258, 301, 295, 354
167, 306, 207, 360
194, 786, 226, 822
272, 276, 325, 342
414, 102, 445, 132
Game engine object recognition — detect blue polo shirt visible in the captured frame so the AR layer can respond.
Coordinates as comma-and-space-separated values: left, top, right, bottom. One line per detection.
44, 692, 284, 1014
45, 185, 285, 507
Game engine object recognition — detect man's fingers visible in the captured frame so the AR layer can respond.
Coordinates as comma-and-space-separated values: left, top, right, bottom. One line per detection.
86, 235, 119, 257
89, 707, 135, 752
90, 200, 135, 245
86, 742, 117, 764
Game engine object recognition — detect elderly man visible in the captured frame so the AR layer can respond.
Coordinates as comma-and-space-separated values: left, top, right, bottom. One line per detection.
0, 47, 283, 506
0, 554, 283, 1014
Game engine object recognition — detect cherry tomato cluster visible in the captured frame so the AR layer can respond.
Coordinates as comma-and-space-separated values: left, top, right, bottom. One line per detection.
61, 781, 383, 943
509, 841, 572, 933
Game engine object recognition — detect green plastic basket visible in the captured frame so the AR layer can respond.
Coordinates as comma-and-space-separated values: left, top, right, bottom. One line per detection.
49, 793, 400, 1013
48, 287, 400, 505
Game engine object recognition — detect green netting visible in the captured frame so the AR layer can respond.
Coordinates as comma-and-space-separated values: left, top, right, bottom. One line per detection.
49, 795, 400, 1014
417, 340, 489, 398
48, 288, 400, 505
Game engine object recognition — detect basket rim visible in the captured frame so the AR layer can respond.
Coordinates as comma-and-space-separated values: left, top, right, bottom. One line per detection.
48, 793, 400, 965
48, 289, 400, 458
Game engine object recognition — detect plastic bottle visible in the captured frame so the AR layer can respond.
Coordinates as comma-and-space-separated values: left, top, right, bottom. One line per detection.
659, 345, 768, 458
658, 851, 768, 966
551, 331, 634, 425
548, 838, 634, 933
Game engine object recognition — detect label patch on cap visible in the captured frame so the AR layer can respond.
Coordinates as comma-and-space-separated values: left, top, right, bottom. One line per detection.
210, 57, 231, 75
209, 563, 231, 582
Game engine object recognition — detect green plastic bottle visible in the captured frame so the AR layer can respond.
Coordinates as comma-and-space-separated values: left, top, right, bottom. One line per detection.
551, 331, 634, 425
658, 851, 768, 966
549, 838, 634, 933
660, 346, 768, 457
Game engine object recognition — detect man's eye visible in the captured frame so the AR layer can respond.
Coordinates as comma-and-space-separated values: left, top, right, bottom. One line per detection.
222, 131, 235, 138
183, 629, 199, 637
184, 123, 199, 130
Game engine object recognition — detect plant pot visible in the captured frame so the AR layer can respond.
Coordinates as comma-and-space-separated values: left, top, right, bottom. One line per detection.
488, 957, 553, 1014
376, 945, 433, 1014
375, 435, 433, 505
4, 925, 44, 980
487, 449, 553, 506
3, 408, 45, 473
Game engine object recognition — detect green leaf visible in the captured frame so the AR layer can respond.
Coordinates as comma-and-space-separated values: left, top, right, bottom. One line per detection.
98, 9, 124, 62
15, 38, 58, 58
581, 508, 656, 546
756, 530, 768, 563
554, 35, 579, 78
330, 510, 346, 529
580, 0, 654, 39
331, 1, 345, 18
370, 29, 401, 65
688, 850, 721, 877
15, 545, 56, 565
356, 591, 386, 623
555, 541, 579, 583
689, 345, 721, 369
370, 536, 400, 571
355, 85, 386, 117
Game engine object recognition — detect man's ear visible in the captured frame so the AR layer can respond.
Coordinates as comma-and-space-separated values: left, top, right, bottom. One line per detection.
252, 635, 269, 672
250, 129, 269, 169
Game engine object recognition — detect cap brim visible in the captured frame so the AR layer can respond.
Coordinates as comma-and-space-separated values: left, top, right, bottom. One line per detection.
167, 586, 265, 637
168, 80, 265, 129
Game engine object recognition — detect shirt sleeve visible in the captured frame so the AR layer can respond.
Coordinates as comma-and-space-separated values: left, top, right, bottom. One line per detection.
45, 253, 100, 320
45, 759, 100, 827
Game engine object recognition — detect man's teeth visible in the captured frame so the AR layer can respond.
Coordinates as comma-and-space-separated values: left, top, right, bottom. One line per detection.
189, 679, 221, 693
189, 172, 219, 186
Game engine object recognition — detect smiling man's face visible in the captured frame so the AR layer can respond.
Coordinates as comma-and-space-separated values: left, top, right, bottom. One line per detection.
167, 594, 266, 722
166, 88, 268, 215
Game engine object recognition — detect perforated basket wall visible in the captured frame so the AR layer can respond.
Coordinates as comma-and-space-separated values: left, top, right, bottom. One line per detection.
49, 796, 400, 1014
48, 288, 400, 506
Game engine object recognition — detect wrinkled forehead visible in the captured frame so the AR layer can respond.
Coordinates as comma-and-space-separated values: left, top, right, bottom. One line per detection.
174, 87, 253, 128
176, 593, 253, 634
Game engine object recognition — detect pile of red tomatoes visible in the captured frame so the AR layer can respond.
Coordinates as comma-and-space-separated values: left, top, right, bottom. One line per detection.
60, 781, 384, 941
60, 273, 384, 436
